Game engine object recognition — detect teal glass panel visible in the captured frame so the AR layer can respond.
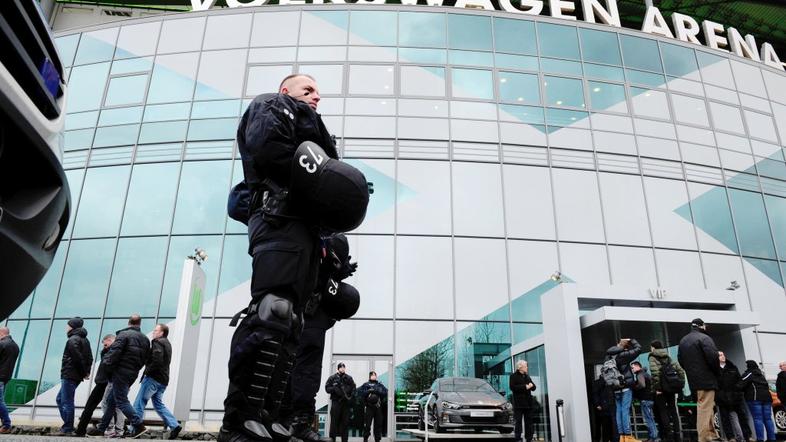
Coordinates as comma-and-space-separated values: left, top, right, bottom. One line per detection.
546, 108, 589, 126
121, 162, 180, 236
688, 186, 739, 254
38, 319, 100, 395
7, 320, 50, 383
626, 69, 666, 87
29, 242, 68, 318
144, 103, 191, 122
399, 48, 447, 64
72, 166, 131, 238
449, 50, 494, 67
99, 106, 143, 126
400, 12, 445, 48
495, 53, 538, 71
56, 239, 116, 317
756, 158, 786, 181
661, 42, 699, 78
747, 258, 782, 286
147, 53, 198, 104
455, 321, 511, 379
105, 74, 148, 106
111, 57, 154, 75
499, 104, 545, 124
621, 34, 662, 72
159, 235, 224, 317
139, 121, 188, 144
512, 323, 544, 345
74, 29, 117, 65
217, 235, 252, 295
498, 71, 540, 104
172, 160, 233, 234
540, 58, 582, 76
452, 68, 493, 100
64, 129, 94, 151
589, 81, 627, 112
65, 111, 99, 131
105, 237, 168, 317
67, 63, 110, 112
349, 11, 396, 46
93, 124, 139, 148
448, 14, 492, 51
765, 195, 786, 258
187, 118, 238, 141
729, 189, 777, 259
191, 100, 241, 119
494, 17, 536, 55
584, 63, 625, 81
538, 23, 580, 60
579, 28, 621, 65
55, 34, 79, 67
544, 76, 585, 108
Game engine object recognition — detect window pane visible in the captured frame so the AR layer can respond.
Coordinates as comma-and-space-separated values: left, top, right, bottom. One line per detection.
729, 189, 776, 259
56, 34, 79, 67
672, 94, 709, 126
397, 160, 451, 235
448, 14, 491, 51
661, 42, 699, 79
93, 124, 139, 148
30, 242, 68, 318
399, 48, 446, 64
585, 63, 625, 81
172, 160, 232, 234
589, 81, 627, 112
348, 65, 394, 95
74, 28, 117, 65
139, 121, 188, 144
630, 87, 670, 120
8, 320, 49, 384
454, 239, 508, 320
620, 34, 662, 72
246, 65, 293, 96
580, 28, 621, 65
687, 182, 738, 254
494, 53, 538, 71
349, 11, 396, 46
67, 63, 110, 112
121, 163, 179, 236
552, 169, 604, 242
449, 50, 493, 67
544, 76, 585, 108
396, 237, 453, 319
105, 237, 168, 317
195, 49, 246, 100
116, 22, 160, 59
203, 14, 252, 50
395, 321, 455, 391
215, 235, 252, 316
157, 17, 205, 54
250, 11, 299, 47
105, 74, 148, 107
72, 166, 131, 238
697, 51, 735, 89
400, 12, 445, 48
56, 239, 116, 317
498, 71, 539, 104
765, 195, 786, 258
300, 11, 347, 45
538, 23, 579, 60
298, 65, 344, 95
191, 100, 240, 119
188, 118, 238, 141
148, 53, 199, 104
38, 319, 100, 400
452, 68, 493, 100
494, 17, 536, 55
400, 66, 445, 97
144, 102, 191, 122
99, 106, 143, 126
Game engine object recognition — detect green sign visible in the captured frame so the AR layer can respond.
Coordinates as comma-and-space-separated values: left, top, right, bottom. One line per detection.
189, 286, 202, 326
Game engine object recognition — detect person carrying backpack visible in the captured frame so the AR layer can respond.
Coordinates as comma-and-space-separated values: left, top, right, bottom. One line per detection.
605, 338, 642, 442
649, 340, 685, 442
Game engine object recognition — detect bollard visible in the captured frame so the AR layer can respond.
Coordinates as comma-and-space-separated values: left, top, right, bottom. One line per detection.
556, 399, 566, 442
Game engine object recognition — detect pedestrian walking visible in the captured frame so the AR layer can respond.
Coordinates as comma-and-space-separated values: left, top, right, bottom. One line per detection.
56, 317, 92, 436
678, 318, 721, 442
133, 324, 181, 440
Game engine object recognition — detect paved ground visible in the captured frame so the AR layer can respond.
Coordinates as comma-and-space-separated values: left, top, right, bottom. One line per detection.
0, 437, 167, 441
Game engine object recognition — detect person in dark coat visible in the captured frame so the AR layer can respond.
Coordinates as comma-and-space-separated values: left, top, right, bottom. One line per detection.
677, 318, 720, 442
739, 360, 776, 441
0, 327, 20, 434
777, 361, 786, 408
56, 317, 92, 435
75, 334, 115, 436
716, 351, 750, 442
591, 373, 617, 442
89, 314, 150, 439
133, 324, 181, 440
325, 362, 355, 442
649, 340, 684, 442
632, 361, 657, 442
356, 371, 388, 442
509, 360, 537, 442
605, 337, 641, 441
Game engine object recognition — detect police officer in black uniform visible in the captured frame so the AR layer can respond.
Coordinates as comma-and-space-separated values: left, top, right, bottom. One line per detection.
325, 363, 356, 442
221, 74, 369, 442
357, 371, 388, 442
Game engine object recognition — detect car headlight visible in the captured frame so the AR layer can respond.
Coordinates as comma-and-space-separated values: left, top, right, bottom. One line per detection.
442, 401, 462, 410
502, 402, 513, 410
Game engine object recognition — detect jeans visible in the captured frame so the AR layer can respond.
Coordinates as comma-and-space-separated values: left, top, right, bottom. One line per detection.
56, 378, 79, 433
0, 382, 11, 429
102, 384, 125, 432
133, 377, 179, 430
100, 381, 142, 430
614, 388, 633, 435
719, 401, 751, 442
746, 400, 776, 441
640, 399, 659, 439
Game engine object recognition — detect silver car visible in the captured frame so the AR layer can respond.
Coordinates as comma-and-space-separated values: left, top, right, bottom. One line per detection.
417, 377, 514, 434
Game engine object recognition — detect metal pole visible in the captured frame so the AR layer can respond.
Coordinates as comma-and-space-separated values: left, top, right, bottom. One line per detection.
644, 0, 654, 8
424, 389, 436, 442
556, 399, 566, 442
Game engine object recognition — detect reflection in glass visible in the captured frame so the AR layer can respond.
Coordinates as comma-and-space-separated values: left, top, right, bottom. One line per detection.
172, 160, 232, 234
729, 189, 777, 259
55, 34, 79, 67
74, 28, 117, 65
121, 162, 180, 236
452, 68, 493, 100
139, 121, 188, 144
72, 166, 131, 238
456, 322, 511, 386
300, 11, 348, 46
67, 63, 111, 113
93, 124, 139, 148
495, 53, 538, 71
538, 23, 580, 60
147, 53, 199, 104
116, 22, 160, 59
395, 321, 455, 392
400, 12, 445, 48
448, 14, 492, 51
544, 76, 585, 108
449, 50, 494, 67
57, 239, 116, 317
99, 106, 143, 126
195, 50, 246, 100
105, 237, 168, 317
661, 42, 699, 78
579, 28, 621, 65
494, 18, 536, 55
588, 81, 627, 112
29, 242, 68, 318
7, 320, 49, 387
399, 48, 446, 64
621, 34, 662, 72
349, 11, 396, 46
499, 71, 539, 105
764, 195, 786, 258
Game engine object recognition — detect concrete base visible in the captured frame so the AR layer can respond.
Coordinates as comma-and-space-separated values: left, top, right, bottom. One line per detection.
402, 429, 514, 439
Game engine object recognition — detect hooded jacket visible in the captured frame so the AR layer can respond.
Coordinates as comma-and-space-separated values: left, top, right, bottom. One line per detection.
678, 328, 720, 391
0, 335, 20, 383
93, 346, 111, 385
738, 361, 772, 403
649, 348, 686, 393
61, 327, 93, 382
716, 359, 745, 406
605, 338, 642, 389
103, 326, 150, 385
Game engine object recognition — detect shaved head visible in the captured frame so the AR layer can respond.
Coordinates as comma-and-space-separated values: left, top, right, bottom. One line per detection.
0, 327, 8, 337
279, 74, 320, 111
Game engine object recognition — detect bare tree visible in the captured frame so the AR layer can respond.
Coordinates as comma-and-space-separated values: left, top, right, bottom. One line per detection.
400, 338, 453, 392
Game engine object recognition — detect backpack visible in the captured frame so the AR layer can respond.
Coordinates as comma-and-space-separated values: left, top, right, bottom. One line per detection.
227, 181, 251, 225
601, 357, 623, 389
660, 360, 685, 394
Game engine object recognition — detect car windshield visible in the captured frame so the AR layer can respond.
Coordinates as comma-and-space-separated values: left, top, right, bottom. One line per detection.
440, 379, 495, 393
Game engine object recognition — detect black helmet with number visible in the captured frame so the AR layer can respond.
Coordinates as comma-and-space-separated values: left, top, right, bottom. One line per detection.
290, 141, 370, 232
321, 281, 360, 320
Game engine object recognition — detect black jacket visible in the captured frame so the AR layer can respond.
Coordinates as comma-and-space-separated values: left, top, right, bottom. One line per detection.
60, 327, 93, 382
94, 347, 111, 385
357, 380, 388, 407
738, 363, 771, 403
591, 377, 616, 416
237, 93, 338, 192
605, 339, 642, 389
678, 328, 720, 391
509, 371, 536, 409
777, 371, 786, 405
103, 326, 150, 385
632, 368, 654, 401
143, 337, 172, 386
325, 372, 356, 402
716, 360, 745, 406
0, 336, 20, 383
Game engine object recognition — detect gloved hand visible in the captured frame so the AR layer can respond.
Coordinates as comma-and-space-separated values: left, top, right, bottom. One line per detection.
333, 258, 357, 281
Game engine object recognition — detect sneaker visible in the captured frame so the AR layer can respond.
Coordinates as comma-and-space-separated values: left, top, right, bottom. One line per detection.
0, 427, 11, 434
105, 429, 123, 438
168, 425, 183, 440
129, 424, 148, 439
86, 427, 104, 437
53, 429, 75, 437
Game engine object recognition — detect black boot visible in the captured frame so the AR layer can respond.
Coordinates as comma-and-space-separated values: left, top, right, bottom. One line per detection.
289, 415, 330, 442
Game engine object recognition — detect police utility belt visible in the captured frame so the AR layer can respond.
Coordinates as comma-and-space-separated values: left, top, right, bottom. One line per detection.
250, 178, 303, 227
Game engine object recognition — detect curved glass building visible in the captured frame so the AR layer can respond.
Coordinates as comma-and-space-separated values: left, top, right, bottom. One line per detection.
6, 4, 786, 439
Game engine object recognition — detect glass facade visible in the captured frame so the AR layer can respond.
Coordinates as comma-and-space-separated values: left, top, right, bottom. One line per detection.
8, 5, 786, 437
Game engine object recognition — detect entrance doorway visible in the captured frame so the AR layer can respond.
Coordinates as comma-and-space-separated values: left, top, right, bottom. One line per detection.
329, 354, 394, 440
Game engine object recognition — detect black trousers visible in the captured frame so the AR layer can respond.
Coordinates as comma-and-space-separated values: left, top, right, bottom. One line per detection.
513, 407, 534, 442
329, 399, 350, 441
594, 412, 617, 442
363, 405, 383, 441
654, 393, 681, 442
718, 401, 751, 441
76, 382, 107, 434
